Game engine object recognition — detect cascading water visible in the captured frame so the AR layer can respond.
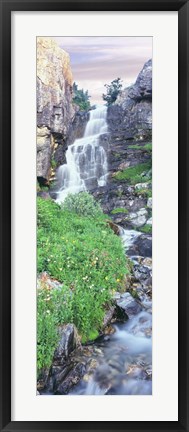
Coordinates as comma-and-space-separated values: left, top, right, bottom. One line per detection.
56, 106, 108, 203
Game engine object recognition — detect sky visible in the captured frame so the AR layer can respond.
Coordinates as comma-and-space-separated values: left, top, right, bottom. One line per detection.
53, 37, 152, 105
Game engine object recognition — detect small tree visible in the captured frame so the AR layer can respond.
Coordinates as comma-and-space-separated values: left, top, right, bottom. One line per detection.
73, 82, 91, 111
102, 78, 123, 106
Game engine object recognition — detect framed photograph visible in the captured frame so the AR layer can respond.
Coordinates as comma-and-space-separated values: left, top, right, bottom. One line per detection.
0, 0, 188, 431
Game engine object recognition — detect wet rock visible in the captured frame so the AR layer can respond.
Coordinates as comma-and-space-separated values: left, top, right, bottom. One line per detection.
103, 306, 116, 328
55, 363, 86, 394
128, 234, 152, 258
147, 217, 152, 225
133, 262, 152, 286
126, 365, 148, 380
116, 292, 142, 318
51, 364, 73, 389
54, 324, 79, 362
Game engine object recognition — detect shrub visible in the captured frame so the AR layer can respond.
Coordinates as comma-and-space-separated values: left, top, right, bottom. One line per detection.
61, 192, 103, 218
102, 78, 123, 106
73, 82, 91, 111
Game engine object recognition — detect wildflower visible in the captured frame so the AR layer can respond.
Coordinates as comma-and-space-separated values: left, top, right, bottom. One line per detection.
116, 278, 120, 282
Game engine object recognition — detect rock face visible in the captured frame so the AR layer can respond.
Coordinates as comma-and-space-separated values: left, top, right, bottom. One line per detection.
114, 59, 152, 139
91, 60, 152, 235
37, 37, 75, 183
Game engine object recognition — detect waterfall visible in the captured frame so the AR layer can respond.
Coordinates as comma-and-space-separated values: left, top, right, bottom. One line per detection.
56, 106, 108, 203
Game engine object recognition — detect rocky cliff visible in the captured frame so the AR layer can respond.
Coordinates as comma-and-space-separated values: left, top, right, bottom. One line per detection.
112, 59, 152, 139
92, 59, 152, 256
37, 37, 75, 184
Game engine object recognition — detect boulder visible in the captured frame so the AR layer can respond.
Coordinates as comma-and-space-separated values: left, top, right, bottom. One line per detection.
128, 234, 152, 258
128, 208, 148, 227
54, 324, 79, 362
116, 292, 142, 318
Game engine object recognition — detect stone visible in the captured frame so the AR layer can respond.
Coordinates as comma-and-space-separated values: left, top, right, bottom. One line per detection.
106, 220, 121, 235
103, 306, 116, 328
146, 217, 152, 225
53, 324, 79, 362
113, 59, 152, 139
135, 182, 150, 191
116, 292, 142, 318
128, 208, 148, 227
128, 234, 152, 258
147, 197, 152, 208
55, 363, 86, 394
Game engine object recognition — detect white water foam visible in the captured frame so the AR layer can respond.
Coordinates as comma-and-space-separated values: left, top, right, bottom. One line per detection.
56, 106, 108, 203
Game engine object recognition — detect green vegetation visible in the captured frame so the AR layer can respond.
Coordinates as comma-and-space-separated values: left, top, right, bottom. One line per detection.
61, 192, 102, 218
73, 82, 92, 111
37, 193, 128, 371
128, 143, 152, 152
143, 143, 152, 152
135, 188, 152, 198
114, 161, 152, 184
140, 224, 152, 234
102, 78, 123, 106
37, 181, 48, 192
128, 145, 142, 150
51, 158, 56, 169
111, 207, 128, 215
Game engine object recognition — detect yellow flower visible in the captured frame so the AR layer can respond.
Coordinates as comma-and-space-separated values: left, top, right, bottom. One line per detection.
105, 276, 108, 281
116, 278, 120, 282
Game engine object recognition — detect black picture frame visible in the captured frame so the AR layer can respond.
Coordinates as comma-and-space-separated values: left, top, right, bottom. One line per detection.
0, 0, 188, 431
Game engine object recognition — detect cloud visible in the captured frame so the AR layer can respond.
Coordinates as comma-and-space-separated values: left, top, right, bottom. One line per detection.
52, 36, 152, 104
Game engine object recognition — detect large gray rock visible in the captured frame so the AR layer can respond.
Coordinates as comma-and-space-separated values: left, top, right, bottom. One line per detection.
127, 59, 152, 102
128, 208, 148, 228
37, 38, 75, 182
128, 234, 152, 258
54, 324, 79, 362
91, 60, 152, 217
109, 59, 152, 140
116, 292, 142, 318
